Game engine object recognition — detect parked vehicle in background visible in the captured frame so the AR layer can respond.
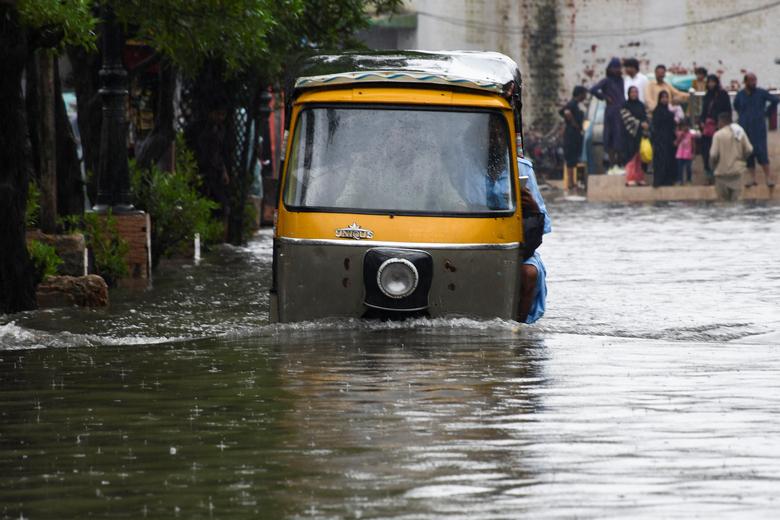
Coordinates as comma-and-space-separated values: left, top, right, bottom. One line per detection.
584, 97, 606, 174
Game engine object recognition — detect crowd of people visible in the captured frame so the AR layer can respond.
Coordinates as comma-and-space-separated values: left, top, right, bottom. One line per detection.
561, 57, 780, 199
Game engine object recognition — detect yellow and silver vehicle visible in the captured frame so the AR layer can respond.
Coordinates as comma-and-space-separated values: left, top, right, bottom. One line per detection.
271, 51, 529, 322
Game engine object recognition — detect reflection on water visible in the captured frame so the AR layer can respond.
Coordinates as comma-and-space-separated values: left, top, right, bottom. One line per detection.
1, 203, 780, 518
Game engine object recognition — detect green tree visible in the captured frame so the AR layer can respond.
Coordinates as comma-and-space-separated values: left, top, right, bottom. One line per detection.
0, 0, 95, 314
178, 0, 403, 244
78, 0, 401, 245
64, 0, 402, 253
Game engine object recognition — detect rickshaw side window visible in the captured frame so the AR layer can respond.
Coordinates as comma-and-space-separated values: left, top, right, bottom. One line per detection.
283, 106, 515, 215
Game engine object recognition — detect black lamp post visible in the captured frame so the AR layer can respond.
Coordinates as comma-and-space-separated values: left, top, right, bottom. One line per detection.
93, 4, 133, 213
259, 88, 273, 178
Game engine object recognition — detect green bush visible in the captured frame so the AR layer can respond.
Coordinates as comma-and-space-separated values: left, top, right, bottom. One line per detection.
28, 239, 63, 282
26, 180, 40, 228
131, 134, 222, 267
63, 212, 130, 287
243, 200, 259, 241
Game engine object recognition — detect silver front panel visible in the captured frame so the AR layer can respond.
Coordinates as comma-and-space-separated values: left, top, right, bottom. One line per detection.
273, 239, 521, 322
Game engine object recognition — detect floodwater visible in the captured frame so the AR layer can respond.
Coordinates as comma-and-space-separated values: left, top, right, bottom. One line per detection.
2, 202, 780, 519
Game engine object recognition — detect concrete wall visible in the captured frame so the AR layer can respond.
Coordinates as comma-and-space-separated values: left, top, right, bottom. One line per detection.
398, 0, 780, 130
559, 0, 780, 91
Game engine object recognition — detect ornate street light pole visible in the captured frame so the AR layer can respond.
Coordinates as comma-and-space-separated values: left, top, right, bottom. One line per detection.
90, 5, 150, 288
93, 4, 133, 212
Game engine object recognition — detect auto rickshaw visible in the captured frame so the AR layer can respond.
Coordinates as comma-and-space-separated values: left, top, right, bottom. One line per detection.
271, 51, 531, 323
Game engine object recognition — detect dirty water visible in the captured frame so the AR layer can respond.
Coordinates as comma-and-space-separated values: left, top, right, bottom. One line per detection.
1, 202, 779, 519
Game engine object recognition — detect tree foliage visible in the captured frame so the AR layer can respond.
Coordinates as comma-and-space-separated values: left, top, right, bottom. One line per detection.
130, 134, 222, 266
109, 0, 288, 75
62, 211, 129, 286
28, 239, 63, 280
262, 0, 402, 78
107, 0, 402, 79
17, 0, 97, 51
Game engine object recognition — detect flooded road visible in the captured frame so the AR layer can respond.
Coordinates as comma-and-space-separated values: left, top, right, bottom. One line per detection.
2, 202, 780, 519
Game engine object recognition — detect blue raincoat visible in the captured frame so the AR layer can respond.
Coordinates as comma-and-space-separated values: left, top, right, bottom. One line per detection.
518, 158, 550, 324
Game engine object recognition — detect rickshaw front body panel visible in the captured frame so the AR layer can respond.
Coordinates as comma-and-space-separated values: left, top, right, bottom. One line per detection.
273, 239, 521, 322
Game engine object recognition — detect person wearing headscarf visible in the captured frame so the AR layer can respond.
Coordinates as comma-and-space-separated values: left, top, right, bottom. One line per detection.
590, 57, 625, 172
651, 91, 678, 187
621, 86, 649, 185
699, 74, 732, 182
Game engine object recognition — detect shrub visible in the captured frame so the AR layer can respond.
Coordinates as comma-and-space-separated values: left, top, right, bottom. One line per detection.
63, 212, 130, 287
131, 134, 222, 267
28, 240, 63, 283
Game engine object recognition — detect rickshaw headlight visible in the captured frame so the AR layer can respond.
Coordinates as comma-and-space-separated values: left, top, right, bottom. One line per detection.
377, 258, 419, 299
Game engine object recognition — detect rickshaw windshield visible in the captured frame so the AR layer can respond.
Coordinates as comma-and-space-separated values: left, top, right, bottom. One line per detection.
283, 106, 515, 215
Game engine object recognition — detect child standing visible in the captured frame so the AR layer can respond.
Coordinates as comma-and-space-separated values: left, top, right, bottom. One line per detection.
675, 119, 700, 184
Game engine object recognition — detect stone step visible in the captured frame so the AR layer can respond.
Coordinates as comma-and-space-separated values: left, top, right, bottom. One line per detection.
587, 173, 780, 202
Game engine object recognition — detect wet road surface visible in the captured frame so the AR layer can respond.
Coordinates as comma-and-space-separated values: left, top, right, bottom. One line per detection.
1, 202, 779, 519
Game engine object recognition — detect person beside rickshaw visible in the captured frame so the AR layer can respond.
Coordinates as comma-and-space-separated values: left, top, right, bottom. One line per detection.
517, 158, 550, 325
699, 74, 732, 183
733, 73, 780, 188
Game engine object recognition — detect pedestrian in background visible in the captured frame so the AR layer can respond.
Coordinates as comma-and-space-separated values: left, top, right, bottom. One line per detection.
675, 118, 700, 185
559, 86, 588, 191
699, 74, 732, 183
651, 91, 678, 187
645, 64, 690, 115
692, 67, 708, 93
733, 73, 779, 188
621, 86, 648, 186
623, 58, 648, 103
688, 66, 708, 122
710, 112, 753, 201
590, 57, 625, 173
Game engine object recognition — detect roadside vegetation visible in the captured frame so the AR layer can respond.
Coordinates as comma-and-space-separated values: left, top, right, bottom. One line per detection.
1, 0, 402, 314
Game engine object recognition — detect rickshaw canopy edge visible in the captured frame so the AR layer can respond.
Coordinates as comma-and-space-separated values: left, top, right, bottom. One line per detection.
293, 50, 521, 97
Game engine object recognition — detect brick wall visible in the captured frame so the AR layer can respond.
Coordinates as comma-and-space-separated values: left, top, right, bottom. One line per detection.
113, 212, 151, 287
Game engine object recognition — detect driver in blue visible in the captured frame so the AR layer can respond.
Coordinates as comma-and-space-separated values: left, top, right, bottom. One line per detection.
518, 157, 551, 324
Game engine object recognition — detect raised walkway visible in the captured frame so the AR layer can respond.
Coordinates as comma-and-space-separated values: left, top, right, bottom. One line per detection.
587, 173, 779, 203
585, 132, 780, 203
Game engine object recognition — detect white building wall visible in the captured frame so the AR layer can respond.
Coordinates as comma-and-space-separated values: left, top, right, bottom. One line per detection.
403, 0, 780, 129
560, 0, 780, 90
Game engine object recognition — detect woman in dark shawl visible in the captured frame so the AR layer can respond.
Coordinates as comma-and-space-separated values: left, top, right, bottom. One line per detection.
621, 86, 648, 185
699, 74, 732, 181
651, 91, 677, 187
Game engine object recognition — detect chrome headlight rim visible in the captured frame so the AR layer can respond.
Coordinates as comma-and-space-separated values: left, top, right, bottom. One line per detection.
376, 258, 419, 299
